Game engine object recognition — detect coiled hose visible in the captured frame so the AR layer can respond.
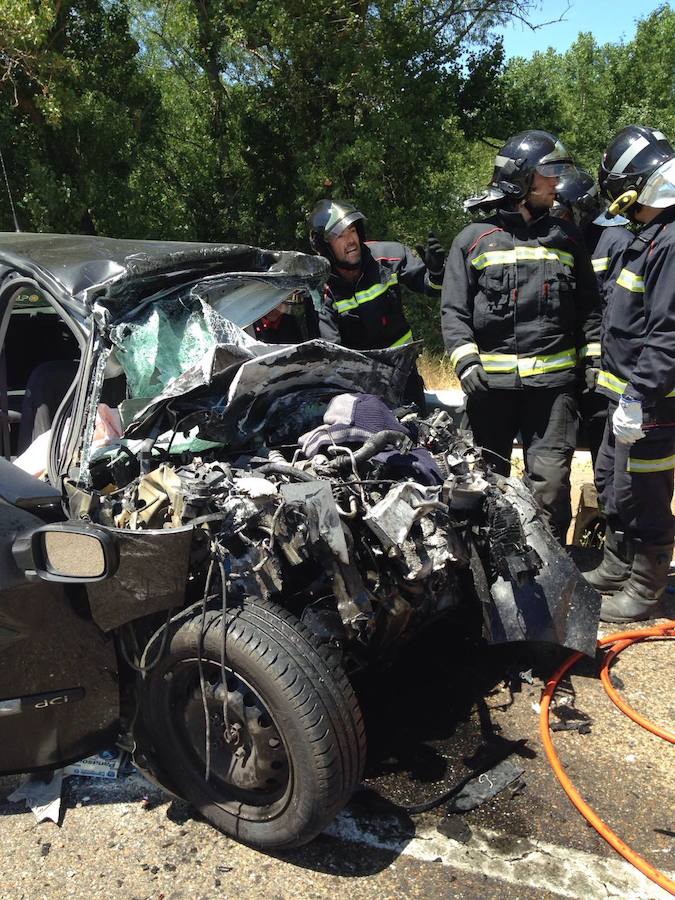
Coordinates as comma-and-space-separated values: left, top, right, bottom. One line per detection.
540, 620, 675, 896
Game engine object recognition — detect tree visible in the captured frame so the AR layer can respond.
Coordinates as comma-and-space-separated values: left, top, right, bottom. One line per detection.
0, 0, 159, 233
126, 1, 543, 246
497, 5, 675, 174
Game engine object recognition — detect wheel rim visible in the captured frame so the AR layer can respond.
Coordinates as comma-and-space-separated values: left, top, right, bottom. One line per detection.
166, 658, 292, 821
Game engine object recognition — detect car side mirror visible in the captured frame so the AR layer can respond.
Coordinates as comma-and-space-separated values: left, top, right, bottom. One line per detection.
12, 523, 119, 582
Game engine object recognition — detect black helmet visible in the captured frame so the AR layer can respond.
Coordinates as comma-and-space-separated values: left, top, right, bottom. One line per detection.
465, 130, 575, 211
551, 168, 602, 227
308, 199, 366, 255
599, 125, 675, 217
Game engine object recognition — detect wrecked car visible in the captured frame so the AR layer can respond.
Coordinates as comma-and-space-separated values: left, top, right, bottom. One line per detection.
0, 234, 600, 850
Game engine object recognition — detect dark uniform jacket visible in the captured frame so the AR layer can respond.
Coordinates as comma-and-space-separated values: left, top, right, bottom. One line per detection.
254, 314, 304, 344
598, 206, 675, 413
319, 240, 443, 351
591, 224, 633, 306
580, 221, 604, 253
441, 209, 601, 389
253, 296, 319, 345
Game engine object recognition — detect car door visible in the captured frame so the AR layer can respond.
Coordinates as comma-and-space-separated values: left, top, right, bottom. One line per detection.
0, 274, 118, 773
0, 474, 120, 773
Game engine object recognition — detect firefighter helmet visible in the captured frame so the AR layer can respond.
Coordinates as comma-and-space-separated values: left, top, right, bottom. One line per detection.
551, 168, 602, 227
308, 200, 366, 255
465, 130, 576, 211
599, 125, 675, 217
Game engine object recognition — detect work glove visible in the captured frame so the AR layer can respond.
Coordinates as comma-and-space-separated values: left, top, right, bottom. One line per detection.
612, 393, 645, 445
583, 365, 600, 393
460, 364, 489, 396
417, 232, 446, 275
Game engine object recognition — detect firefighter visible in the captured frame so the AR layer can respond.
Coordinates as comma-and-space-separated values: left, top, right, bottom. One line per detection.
309, 199, 445, 409
584, 125, 675, 622
581, 215, 635, 465
591, 217, 634, 302
550, 168, 608, 465
442, 130, 601, 542
551, 169, 636, 465
551, 167, 604, 249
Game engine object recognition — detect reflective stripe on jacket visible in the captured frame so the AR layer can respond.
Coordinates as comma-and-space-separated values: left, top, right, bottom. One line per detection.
598, 207, 675, 409
319, 241, 441, 350
597, 370, 675, 399
441, 210, 601, 389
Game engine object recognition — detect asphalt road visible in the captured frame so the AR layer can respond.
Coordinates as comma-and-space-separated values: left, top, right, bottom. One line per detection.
2, 596, 674, 900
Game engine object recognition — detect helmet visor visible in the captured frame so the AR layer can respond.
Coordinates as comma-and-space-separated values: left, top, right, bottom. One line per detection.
535, 161, 577, 179
637, 157, 675, 208
550, 200, 568, 217
325, 210, 365, 239
464, 187, 505, 211
593, 209, 629, 226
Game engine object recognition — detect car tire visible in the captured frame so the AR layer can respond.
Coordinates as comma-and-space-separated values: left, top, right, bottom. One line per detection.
141, 597, 366, 849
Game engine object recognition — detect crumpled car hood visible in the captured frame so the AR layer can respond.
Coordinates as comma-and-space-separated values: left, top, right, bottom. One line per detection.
97, 262, 418, 449
122, 340, 420, 448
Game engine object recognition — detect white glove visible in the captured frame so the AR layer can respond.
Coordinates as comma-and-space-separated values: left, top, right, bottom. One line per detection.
612, 396, 645, 445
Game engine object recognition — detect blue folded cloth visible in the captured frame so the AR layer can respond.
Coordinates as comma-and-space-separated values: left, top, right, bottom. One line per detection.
372, 447, 444, 486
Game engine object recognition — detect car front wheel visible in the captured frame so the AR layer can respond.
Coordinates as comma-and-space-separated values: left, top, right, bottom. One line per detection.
141, 597, 365, 849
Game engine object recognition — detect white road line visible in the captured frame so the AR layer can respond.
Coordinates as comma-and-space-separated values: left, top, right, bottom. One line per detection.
326, 811, 675, 899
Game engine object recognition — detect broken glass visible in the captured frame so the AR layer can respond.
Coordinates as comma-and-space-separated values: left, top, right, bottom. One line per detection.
110, 294, 253, 400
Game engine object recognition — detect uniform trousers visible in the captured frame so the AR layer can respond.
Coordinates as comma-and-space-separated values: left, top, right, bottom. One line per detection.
579, 389, 608, 467
595, 403, 675, 545
467, 386, 578, 541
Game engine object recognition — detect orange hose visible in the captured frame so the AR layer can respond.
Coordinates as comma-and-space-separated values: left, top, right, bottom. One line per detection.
539, 620, 675, 896
599, 633, 675, 743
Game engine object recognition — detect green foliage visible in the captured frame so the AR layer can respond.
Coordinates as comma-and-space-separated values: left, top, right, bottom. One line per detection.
0, 0, 158, 233
0, 0, 540, 239
0, 0, 673, 361
499, 6, 675, 173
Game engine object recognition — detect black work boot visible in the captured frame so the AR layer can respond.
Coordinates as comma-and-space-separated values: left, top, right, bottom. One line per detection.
600, 542, 673, 623
584, 521, 633, 595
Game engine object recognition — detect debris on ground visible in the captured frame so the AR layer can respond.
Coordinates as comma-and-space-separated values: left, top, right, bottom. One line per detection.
550, 720, 592, 734
445, 758, 525, 813
64, 749, 127, 780
550, 702, 593, 735
437, 815, 473, 843
7, 748, 130, 826
7, 770, 63, 823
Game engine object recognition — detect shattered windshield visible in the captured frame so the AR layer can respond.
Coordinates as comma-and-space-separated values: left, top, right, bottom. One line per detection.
102, 267, 418, 454
109, 272, 321, 401
75, 254, 329, 481
83, 245, 327, 409
110, 292, 257, 400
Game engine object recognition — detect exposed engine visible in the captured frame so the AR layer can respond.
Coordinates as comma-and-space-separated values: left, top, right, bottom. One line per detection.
69, 401, 547, 662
